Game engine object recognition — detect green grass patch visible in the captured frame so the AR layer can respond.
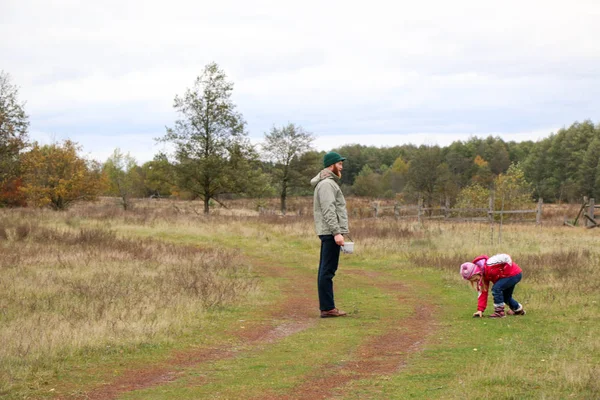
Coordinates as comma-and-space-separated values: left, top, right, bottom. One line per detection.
119, 274, 408, 399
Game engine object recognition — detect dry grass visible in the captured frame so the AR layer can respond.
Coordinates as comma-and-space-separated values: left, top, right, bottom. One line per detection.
55, 199, 600, 308
0, 210, 258, 391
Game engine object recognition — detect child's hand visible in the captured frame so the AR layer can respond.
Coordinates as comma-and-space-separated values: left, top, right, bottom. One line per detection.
472, 311, 483, 318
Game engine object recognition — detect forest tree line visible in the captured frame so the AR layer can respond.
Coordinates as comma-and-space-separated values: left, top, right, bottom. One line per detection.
2, 65, 599, 213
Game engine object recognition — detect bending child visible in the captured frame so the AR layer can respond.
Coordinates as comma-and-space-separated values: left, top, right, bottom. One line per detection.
460, 253, 526, 318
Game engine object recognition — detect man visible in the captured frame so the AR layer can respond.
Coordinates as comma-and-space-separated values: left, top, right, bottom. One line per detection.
311, 151, 349, 318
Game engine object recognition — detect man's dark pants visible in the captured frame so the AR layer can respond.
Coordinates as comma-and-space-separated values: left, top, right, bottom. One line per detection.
318, 235, 340, 311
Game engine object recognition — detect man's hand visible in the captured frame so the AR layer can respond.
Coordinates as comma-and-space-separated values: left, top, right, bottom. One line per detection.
472, 311, 483, 318
334, 234, 345, 246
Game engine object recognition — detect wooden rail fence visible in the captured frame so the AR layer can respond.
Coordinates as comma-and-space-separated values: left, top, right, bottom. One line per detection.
564, 197, 600, 228
357, 197, 543, 224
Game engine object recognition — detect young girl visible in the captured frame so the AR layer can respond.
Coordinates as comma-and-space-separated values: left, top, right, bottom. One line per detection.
460, 253, 526, 318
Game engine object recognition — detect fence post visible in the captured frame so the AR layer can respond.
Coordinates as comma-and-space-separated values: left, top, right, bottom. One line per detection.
498, 193, 505, 244
444, 196, 450, 219
587, 198, 595, 227
488, 192, 495, 245
394, 201, 399, 220
536, 198, 543, 224
417, 197, 423, 224
373, 201, 379, 218
488, 192, 495, 223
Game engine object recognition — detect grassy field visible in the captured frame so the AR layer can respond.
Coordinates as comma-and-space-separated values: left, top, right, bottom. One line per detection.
0, 198, 598, 399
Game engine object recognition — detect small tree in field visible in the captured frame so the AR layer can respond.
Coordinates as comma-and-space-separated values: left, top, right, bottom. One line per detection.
456, 163, 533, 218
455, 184, 490, 216
141, 153, 177, 198
494, 163, 532, 210
262, 123, 314, 214
104, 148, 144, 210
20, 140, 105, 210
160, 62, 256, 213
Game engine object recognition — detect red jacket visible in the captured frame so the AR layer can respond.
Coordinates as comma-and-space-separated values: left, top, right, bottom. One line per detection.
473, 254, 522, 312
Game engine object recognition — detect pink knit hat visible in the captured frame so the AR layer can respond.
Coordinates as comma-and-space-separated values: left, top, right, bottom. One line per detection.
460, 262, 482, 280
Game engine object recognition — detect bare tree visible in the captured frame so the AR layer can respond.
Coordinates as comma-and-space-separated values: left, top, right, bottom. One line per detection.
262, 123, 314, 214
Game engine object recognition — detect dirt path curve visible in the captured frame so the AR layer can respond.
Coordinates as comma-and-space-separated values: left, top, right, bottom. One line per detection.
70, 258, 317, 400
253, 269, 438, 400
68, 258, 438, 400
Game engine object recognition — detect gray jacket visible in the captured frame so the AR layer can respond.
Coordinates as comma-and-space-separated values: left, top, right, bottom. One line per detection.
311, 169, 349, 236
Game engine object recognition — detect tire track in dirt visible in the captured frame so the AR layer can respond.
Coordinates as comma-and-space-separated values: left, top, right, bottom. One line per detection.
253, 269, 438, 400
67, 258, 317, 400
65, 259, 438, 400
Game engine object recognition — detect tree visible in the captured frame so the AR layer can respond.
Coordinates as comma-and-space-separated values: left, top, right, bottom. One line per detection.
455, 183, 490, 214
262, 123, 314, 214
227, 141, 272, 198
382, 157, 409, 196
406, 146, 443, 207
577, 137, 600, 199
287, 150, 323, 196
522, 137, 553, 201
594, 161, 600, 200
103, 148, 144, 210
471, 155, 493, 187
456, 164, 533, 218
20, 140, 106, 210
507, 140, 534, 165
160, 62, 254, 214
488, 140, 511, 175
542, 121, 597, 202
352, 165, 384, 197
494, 163, 533, 210
0, 71, 29, 206
435, 162, 458, 204
444, 141, 474, 188
332, 144, 368, 186
140, 154, 177, 198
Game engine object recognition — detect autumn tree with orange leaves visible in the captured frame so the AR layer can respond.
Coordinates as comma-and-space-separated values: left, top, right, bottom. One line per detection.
0, 71, 29, 206
20, 140, 106, 210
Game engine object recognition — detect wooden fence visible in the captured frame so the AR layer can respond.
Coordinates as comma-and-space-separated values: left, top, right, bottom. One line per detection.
564, 197, 600, 228
357, 197, 544, 224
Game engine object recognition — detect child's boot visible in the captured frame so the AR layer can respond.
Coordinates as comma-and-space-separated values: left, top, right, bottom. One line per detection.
512, 304, 526, 316
489, 304, 505, 318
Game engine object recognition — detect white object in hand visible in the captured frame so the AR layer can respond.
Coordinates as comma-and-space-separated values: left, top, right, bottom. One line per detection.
341, 242, 354, 254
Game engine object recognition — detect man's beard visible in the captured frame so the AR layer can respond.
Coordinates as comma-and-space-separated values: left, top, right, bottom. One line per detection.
331, 165, 342, 178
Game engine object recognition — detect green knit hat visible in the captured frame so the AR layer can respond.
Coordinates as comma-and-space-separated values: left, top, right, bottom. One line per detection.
323, 151, 346, 168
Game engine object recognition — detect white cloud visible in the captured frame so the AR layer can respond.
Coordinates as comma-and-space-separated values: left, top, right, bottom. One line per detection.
2, 0, 600, 163
29, 129, 169, 164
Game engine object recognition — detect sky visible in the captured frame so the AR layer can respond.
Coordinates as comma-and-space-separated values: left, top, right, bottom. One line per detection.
2, 0, 600, 163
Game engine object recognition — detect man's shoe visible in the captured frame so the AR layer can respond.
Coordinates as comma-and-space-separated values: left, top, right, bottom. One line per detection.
320, 308, 347, 318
